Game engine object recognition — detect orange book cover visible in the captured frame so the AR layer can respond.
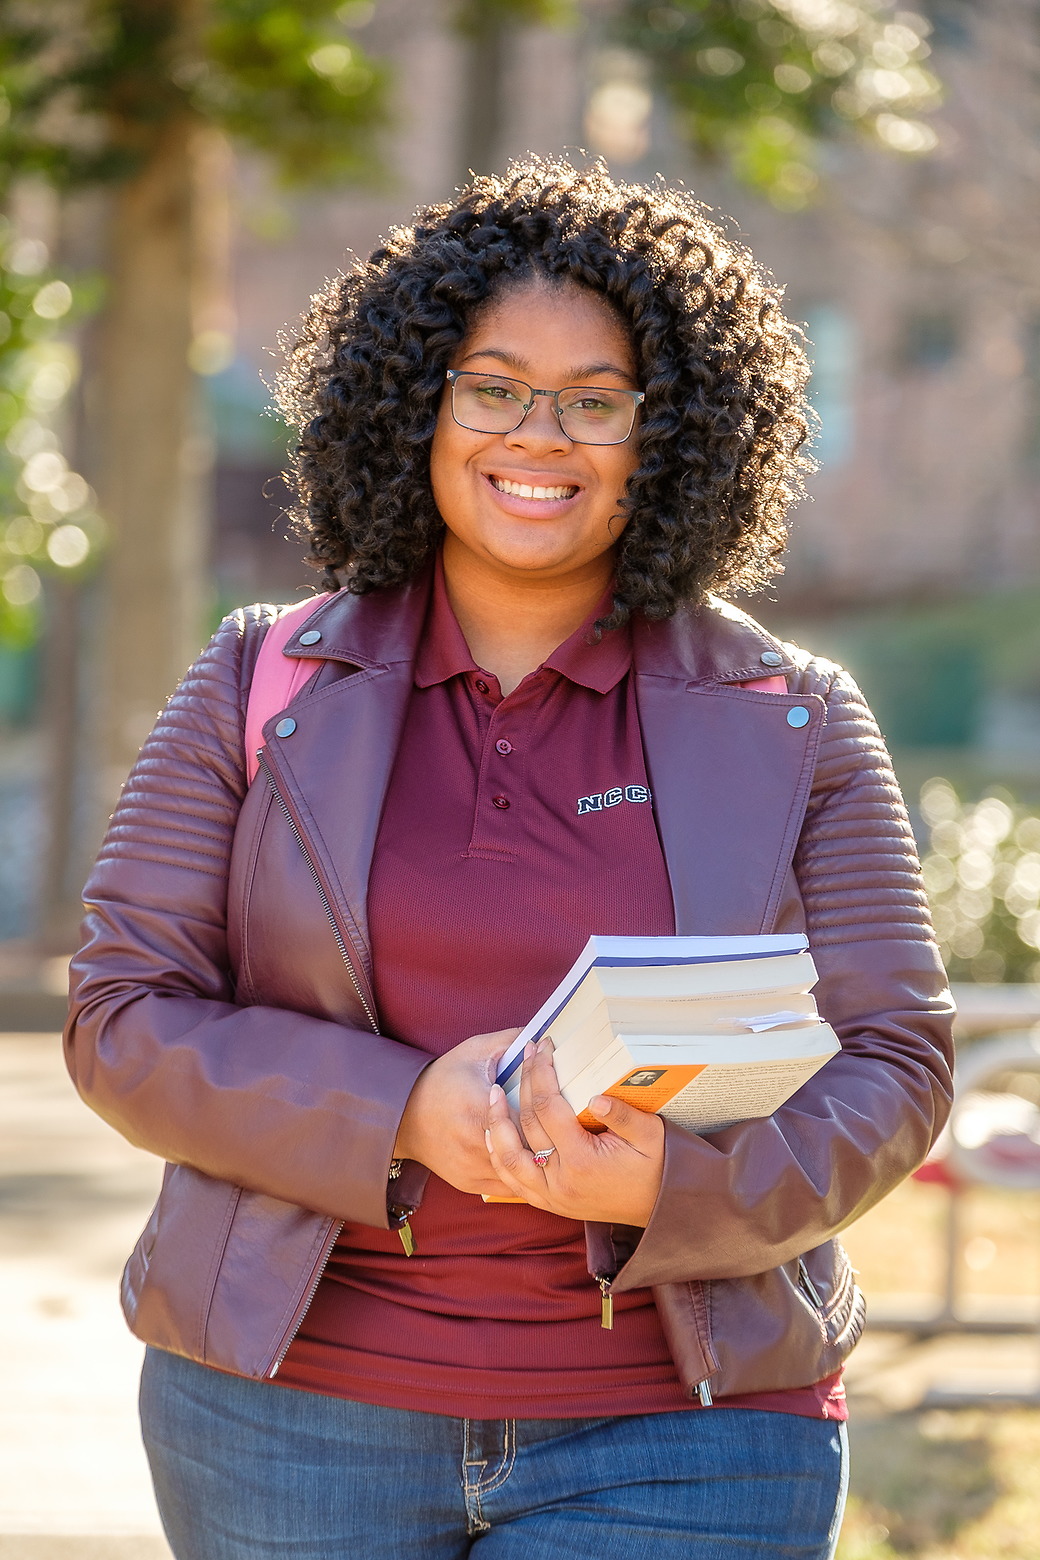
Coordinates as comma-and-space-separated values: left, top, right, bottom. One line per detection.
575, 1062, 707, 1128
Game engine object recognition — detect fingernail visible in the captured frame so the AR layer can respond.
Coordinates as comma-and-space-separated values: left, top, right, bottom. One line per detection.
590, 1095, 611, 1115
484, 1128, 493, 1151
489, 1083, 503, 1104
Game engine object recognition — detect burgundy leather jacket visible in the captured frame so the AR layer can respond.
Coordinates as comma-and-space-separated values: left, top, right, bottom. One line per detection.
66, 576, 954, 1401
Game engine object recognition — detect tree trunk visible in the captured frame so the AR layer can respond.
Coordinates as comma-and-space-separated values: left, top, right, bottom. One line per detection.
93, 113, 221, 811
36, 573, 87, 952
458, 10, 509, 182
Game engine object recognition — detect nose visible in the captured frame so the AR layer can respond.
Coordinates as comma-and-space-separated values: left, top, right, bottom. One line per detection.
503, 393, 572, 456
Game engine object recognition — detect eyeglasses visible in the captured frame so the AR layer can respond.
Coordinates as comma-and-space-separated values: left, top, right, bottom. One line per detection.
445, 369, 645, 446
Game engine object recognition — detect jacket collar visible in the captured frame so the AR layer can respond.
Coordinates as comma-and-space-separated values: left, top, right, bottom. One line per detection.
284, 570, 796, 685
282, 571, 435, 671
633, 596, 796, 684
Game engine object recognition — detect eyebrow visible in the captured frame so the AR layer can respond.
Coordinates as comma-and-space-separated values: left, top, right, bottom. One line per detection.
459, 347, 636, 383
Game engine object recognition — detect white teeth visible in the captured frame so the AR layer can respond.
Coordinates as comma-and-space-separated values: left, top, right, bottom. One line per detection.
491, 477, 578, 500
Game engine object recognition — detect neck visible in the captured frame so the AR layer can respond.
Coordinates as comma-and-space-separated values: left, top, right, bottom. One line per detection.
441, 539, 613, 696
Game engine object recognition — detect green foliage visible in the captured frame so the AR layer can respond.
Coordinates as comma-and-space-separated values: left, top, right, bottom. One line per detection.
0, 0, 389, 650
452, 0, 576, 34
199, 2, 387, 183
919, 779, 1040, 984
0, 0, 387, 191
618, 0, 942, 206
0, 232, 103, 648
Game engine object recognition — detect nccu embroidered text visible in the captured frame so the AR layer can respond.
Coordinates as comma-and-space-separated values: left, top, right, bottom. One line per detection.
576, 785, 652, 816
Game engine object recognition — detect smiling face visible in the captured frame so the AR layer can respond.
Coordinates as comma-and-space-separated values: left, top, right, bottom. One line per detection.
430, 279, 642, 594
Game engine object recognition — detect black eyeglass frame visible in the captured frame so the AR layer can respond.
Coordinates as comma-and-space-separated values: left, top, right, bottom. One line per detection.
444, 368, 645, 447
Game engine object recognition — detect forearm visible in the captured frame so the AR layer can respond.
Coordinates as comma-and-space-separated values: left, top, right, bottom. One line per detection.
613, 666, 955, 1291
67, 953, 430, 1227
612, 1017, 951, 1290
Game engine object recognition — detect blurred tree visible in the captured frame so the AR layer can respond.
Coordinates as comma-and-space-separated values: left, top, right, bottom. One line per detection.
0, 246, 100, 649
0, 238, 103, 945
919, 780, 1040, 984
453, 2, 940, 205
453, 0, 572, 178
0, 0, 386, 945
618, 0, 941, 207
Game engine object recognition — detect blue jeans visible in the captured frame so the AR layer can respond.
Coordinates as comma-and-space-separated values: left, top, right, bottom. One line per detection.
141, 1347, 848, 1560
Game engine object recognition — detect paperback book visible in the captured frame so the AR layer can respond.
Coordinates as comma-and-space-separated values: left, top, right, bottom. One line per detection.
494, 933, 839, 1135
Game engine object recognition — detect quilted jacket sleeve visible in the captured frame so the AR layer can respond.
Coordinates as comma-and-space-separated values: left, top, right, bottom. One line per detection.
611, 659, 956, 1291
64, 609, 430, 1229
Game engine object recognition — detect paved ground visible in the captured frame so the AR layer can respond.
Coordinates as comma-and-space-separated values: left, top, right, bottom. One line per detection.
3, 1032, 1039, 1559
0, 1035, 170, 1558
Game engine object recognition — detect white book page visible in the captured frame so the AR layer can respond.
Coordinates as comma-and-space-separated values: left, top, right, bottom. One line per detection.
594, 951, 817, 1001
622, 1024, 839, 1067
495, 934, 809, 1084
604, 990, 819, 1035
660, 1052, 833, 1134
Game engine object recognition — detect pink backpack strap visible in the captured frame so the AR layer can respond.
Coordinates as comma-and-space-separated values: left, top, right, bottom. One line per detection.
739, 675, 787, 693
245, 595, 330, 785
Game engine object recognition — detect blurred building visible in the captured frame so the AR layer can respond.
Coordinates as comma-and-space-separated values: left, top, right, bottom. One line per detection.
2, 0, 1039, 945
205, 0, 1040, 765
212, 0, 1040, 599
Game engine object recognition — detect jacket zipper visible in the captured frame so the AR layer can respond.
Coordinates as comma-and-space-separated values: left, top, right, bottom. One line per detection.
268, 1220, 342, 1377
258, 751, 417, 1259
388, 1159, 418, 1256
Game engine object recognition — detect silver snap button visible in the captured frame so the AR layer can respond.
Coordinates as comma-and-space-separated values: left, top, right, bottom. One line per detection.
299, 630, 321, 645
275, 717, 297, 737
760, 650, 783, 666
786, 706, 810, 728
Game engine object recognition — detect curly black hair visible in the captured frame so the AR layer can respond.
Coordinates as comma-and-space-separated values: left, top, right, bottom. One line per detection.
276, 155, 813, 624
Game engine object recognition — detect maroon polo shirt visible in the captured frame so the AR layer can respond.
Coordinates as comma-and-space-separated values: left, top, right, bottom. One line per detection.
277, 560, 846, 1422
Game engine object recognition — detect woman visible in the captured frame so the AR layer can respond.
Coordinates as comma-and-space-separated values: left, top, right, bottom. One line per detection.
66, 158, 954, 1559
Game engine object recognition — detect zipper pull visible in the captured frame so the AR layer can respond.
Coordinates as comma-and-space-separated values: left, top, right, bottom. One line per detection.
389, 1187, 417, 1258
697, 1379, 714, 1408
597, 1276, 614, 1330
398, 1219, 416, 1257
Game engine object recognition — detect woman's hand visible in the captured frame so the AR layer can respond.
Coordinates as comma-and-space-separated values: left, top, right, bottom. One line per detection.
393, 1028, 521, 1199
484, 1037, 665, 1226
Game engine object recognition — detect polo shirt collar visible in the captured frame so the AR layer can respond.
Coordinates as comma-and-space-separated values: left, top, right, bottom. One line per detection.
543, 594, 631, 694
414, 552, 631, 695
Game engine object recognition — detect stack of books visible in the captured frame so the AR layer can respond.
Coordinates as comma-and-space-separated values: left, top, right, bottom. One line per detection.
495, 934, 838, 1135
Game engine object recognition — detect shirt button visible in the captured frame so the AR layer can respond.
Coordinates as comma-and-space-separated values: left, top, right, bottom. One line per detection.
492, 795, 510, 810
475, 679, 490, 695
495, 739, 513, 755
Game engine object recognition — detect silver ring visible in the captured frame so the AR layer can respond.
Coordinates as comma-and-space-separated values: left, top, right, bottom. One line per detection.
531, 1147, 556, 1168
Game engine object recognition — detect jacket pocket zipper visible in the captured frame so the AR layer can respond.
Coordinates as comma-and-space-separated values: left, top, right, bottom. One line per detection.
258, 752, 378, 1035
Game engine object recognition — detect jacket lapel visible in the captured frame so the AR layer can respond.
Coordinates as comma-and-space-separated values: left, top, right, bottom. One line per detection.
256, 575, 432, 993
634, 604, 824, 935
